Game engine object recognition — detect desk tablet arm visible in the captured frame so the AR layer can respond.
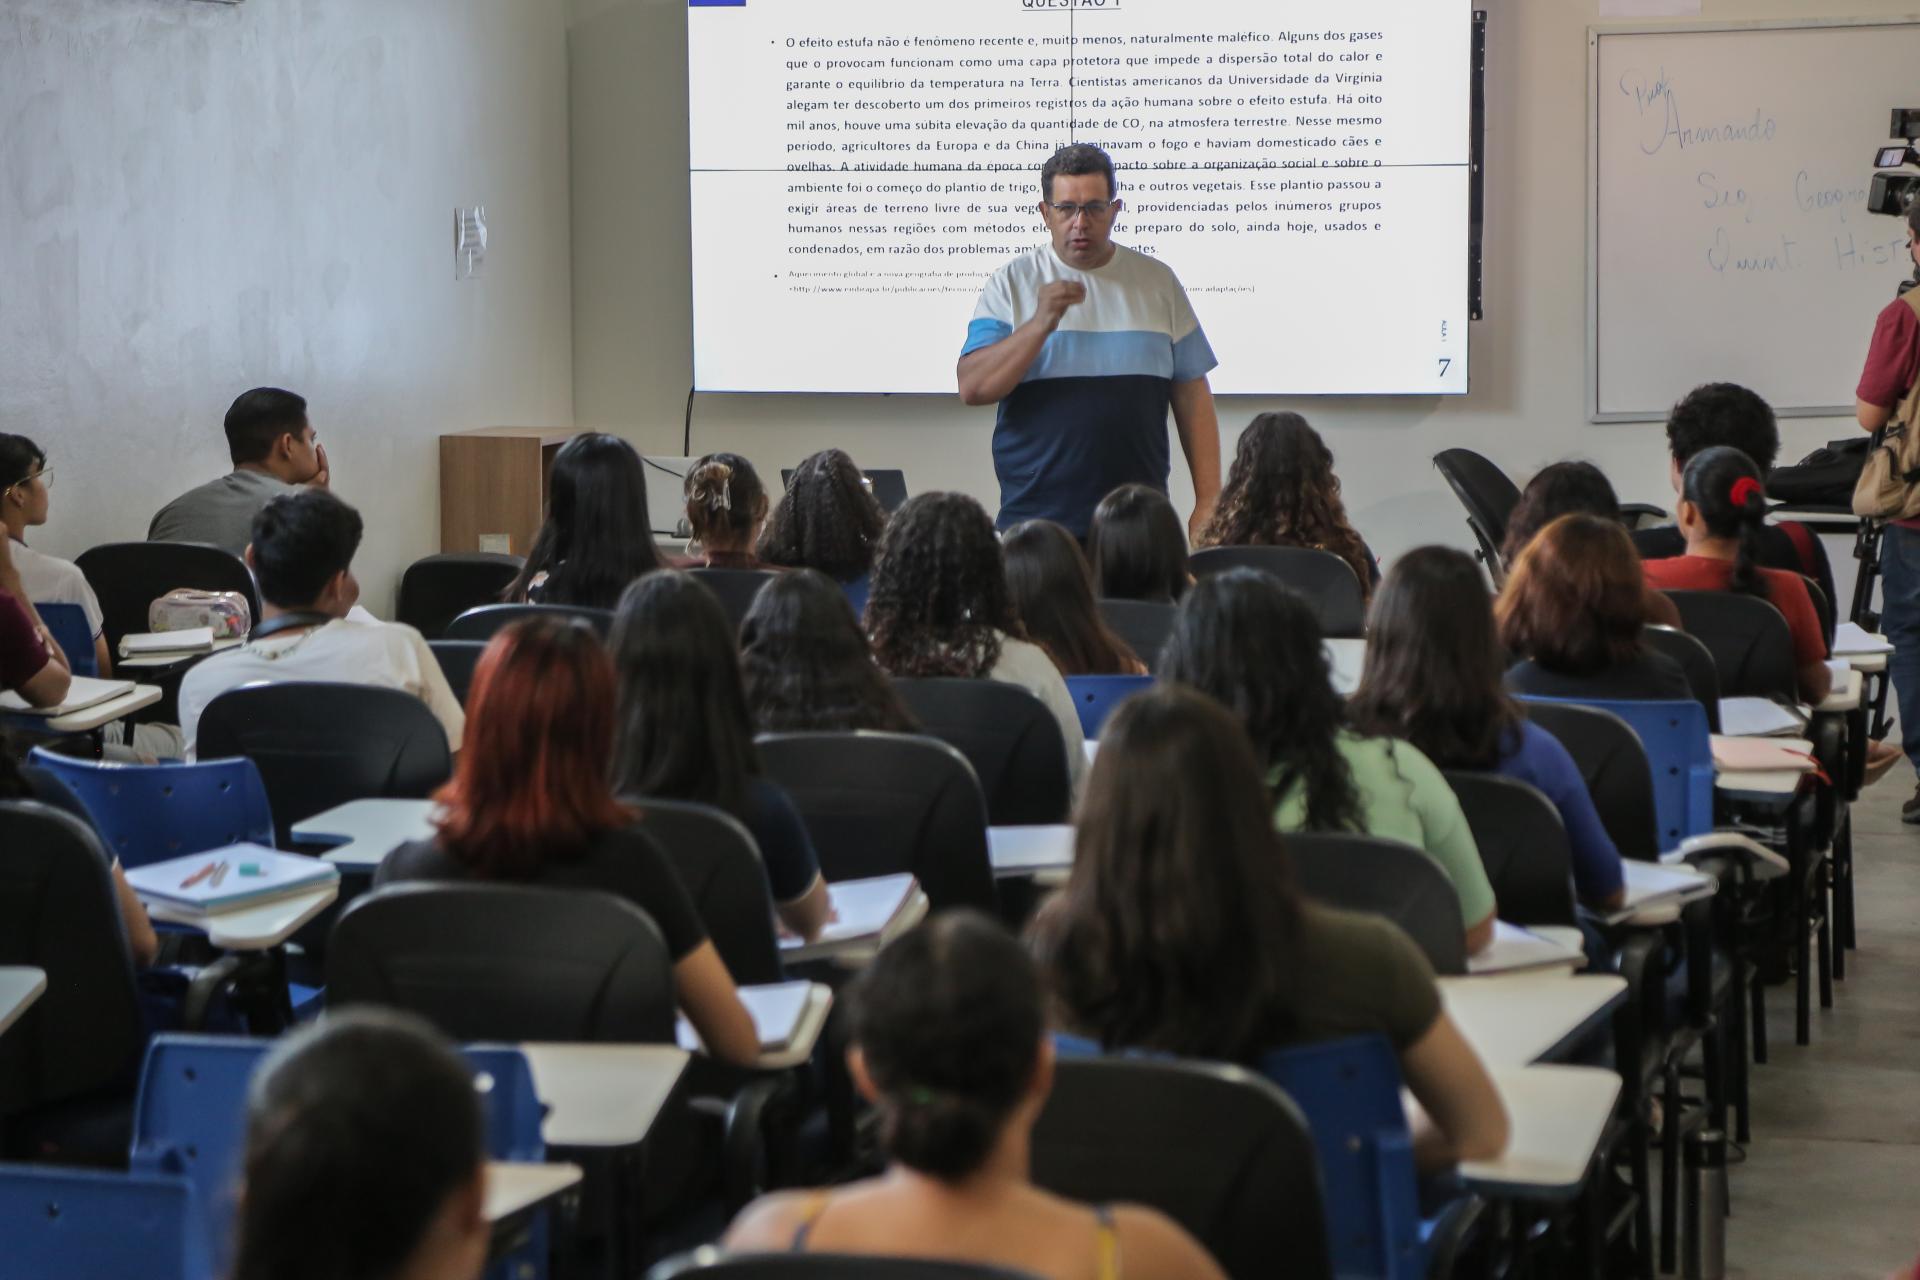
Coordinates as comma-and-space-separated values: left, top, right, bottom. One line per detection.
1670, 832, 1790, 882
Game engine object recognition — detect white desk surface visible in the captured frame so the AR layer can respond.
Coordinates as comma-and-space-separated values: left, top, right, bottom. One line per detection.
142, 882, 339, 951
1439, 972, 1628, 1066
116, 638, 244, 670
1818, 665, 1864, 713
0, 967, 47, 1037
484, 1160, 583, 1223
32, 684, 164, 734
291, 798, 437, 869
1714, 768, 1804, 804
1457, 1065, 1621, 1199
518, 1043, 690, 1148
989, 824, 1075, 878
1847, 651, 1889, 675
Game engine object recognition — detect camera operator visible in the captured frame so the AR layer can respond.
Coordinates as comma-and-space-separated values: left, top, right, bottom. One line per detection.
1856, 202, 1920, 817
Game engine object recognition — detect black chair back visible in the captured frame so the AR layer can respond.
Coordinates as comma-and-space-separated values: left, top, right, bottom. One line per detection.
687, 569, 781, 633
1444, 772, 1578, 927
442, 603, 614, 642
0, 801, 145, 1123
396, 553, 526, 639
74, 541, 260, 653
1095, 599, 1178, 675
327, 883, 676, 1043
196, 683, 453, 847
1033, 1056, 1333, 1280
629, 798, 785, 985
1662, 590, 1797, 702
1643, 625, 1722, 732
1432, 449, 1520, 580
651, 1256, 1039, 1279
1286, 833, 1467, 975
1188, 546, 1367, 638
891, 679, 1071, 826
1521, 701, 1661, 862
757, 731, 996, 911
427, 640, 488, 708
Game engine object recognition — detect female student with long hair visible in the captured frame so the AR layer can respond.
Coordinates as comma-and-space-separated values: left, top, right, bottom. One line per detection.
1499, 461, 1681, 629
740, 569, 917, 734
757, 448, 889, 614
1030, 686, 1508, 1171
2, 433, 112, 676
1085, 483, 1190, 603
1160, 569, 1497, 955
378, 618, 760, 1066
1497, 514, 1695, 702
230, 1009, 489, 1280
610, 571, 833, 940
1348, 547, 1627, 910
1196, 412, 1379, 597
867, 492, 1086, 785
506, 432, 665, 608
1641, 446, 1831, 704
686, 452, 773, 571
1002, 520, 1145, 677
725, 910, 1227, 1279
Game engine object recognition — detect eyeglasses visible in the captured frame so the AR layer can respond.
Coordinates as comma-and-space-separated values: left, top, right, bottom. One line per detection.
3, 468, 48, 498
1046, 201, 1117, 221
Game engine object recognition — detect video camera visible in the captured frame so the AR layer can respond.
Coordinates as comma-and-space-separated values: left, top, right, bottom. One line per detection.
1868, 108, 1920, 217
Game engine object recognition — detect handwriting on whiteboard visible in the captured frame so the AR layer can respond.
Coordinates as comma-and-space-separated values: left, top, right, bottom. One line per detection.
1617, 69, 1778, 156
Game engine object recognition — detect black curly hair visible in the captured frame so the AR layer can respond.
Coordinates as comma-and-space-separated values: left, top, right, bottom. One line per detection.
1198, 413, 1374, 600
756, 448, 888, 583
866, 492, 1023, 678
1666, 383, 1779, 475
740, 569, 918, 733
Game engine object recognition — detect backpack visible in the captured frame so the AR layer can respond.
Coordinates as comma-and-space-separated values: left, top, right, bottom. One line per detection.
1851, 289, 1920, 518
1769, 438, 1867, 507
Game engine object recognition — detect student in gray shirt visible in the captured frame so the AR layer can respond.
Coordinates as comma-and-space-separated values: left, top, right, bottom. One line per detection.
148, 388, 329, 554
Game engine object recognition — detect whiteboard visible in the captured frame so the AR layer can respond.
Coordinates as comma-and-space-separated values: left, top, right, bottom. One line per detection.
1588, 18, 1920, 421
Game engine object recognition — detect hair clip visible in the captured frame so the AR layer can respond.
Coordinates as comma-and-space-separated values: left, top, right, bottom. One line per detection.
1729, 476, 1764, 506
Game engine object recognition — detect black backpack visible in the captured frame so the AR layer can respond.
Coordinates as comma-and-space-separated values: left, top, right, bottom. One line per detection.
1767, 437, 1868, 507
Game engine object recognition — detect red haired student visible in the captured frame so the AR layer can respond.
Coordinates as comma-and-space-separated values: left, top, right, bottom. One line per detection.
377, 618, 759, 1066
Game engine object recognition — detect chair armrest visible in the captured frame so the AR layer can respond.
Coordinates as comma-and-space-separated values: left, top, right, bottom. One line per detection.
180, 953, 254, 1029
1668, 832, 1790, 880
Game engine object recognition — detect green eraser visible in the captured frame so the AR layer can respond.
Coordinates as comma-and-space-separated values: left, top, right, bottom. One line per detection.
239, 863, 264, 876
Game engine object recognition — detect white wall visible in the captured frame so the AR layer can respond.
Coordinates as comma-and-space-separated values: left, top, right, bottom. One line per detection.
569, 0, 1909, 570
0, 0, 575, 611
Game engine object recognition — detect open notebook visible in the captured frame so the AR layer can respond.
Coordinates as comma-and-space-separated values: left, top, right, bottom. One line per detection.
1833, 622, 1894, 657
678, 981, 814, 1054
1598, 862, 1718, 925
780, 874, 923, 962
124, 844, 339, 915
0, 675, 135, 717
1467, 922, 1585, 976
1717, 697, 1806, 739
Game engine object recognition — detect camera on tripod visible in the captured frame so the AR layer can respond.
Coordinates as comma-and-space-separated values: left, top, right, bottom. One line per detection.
1868, 109, 1920, 216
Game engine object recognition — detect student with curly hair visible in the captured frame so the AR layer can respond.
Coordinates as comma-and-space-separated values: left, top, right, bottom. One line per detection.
757, 449, 889, 615
740, 570, 918, 734
867, 492, 1087, 785
685, 452, 773, 570
1196, 413, 1378, 599
1002, 519, 1145, 676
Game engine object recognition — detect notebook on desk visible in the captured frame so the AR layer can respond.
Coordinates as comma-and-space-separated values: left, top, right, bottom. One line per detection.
0, 675, 135, 716
1717, 697, 1806, 738
1467, 922, 1585, 976
1711, 736, 1816, 773
125, 844, 339, 915
1598, 862, 1718, 925
780, 874, 922, 962
119, 627, 215, 656
1833, 622, 1894, 657
678, 980, 814, 1054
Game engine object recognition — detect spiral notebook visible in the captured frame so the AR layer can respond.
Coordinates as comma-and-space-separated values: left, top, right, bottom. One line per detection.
0, 676, 135, 717
124, 845, 339, 916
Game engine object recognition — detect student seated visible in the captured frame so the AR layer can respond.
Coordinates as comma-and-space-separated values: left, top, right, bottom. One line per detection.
756, 448, 888, 615
506, 432, 666, 609
2, 434, 111, 676
1498, 514, 1695, 702
1161, 570, 1497, 956
725, 909, 1227, 1279
686, 453, 773, 571
148, 388, 328, 555
1030, 686, 1508, 1171
378, 618, 759, 1066
229, 1009, 489, 1280
1086, 483, 1190, 603
0, 558, 69, 709
1195, 412, 1379, 598
609, 571, 832, 942
740, 569, 918, 734
1348, 547, 1627, 911
1003, 520, 1146, 676
177, 491, 464, 756
1642, 447, 1832, 705
1501, 460, 1681, 629
867, 492, 1087, 786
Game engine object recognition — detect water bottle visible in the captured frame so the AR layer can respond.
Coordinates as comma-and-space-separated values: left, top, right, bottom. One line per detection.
1684, 1128, 1728, 1280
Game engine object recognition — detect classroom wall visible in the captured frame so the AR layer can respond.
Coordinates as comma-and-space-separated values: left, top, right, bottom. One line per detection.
569, 0, 1910, 574
0, 0, 575, 612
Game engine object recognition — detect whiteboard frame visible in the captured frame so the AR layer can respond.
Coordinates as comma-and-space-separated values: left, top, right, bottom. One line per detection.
1585, 15, 1920, 423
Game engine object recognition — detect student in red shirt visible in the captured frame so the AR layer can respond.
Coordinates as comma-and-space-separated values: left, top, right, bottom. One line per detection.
1643, 446, 1831, 705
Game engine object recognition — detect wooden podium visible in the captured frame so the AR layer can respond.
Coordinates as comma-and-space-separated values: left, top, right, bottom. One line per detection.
439, 427, 574, 555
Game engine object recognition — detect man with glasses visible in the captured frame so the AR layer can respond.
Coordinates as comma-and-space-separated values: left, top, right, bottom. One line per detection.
149, 387, 330, 555
958, 144, 1221, 541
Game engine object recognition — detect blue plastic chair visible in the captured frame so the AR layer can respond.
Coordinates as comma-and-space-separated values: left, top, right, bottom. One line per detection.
1063, 674, 1155, 739
1257, 1036, 1428, 1280
0, 1162, 211, 1280
34, 602, 98, 677
1522, 696, 1714, 852
26, 750, 275, 868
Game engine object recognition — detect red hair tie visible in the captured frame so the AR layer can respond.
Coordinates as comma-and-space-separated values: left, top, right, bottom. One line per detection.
1730, 476, 1764, 507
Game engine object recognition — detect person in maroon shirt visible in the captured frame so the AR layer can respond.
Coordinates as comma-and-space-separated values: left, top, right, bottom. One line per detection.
1856, 202, 1920, 818
0, 527, 69, 708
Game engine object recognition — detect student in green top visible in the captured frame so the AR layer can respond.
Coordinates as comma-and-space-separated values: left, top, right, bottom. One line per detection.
1161, 569, 1498, 956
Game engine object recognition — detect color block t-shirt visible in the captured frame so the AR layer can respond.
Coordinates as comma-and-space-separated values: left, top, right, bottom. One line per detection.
962, 244, 1217, 536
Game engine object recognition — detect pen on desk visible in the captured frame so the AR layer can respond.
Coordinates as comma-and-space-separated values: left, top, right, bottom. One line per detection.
209, 861, 229, 889
180, 861, 217, 889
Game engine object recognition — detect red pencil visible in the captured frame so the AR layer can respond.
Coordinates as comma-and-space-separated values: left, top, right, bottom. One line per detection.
180, 861, 218, 889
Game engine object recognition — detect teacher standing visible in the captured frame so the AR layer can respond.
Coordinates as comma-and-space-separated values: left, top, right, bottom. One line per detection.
957, 144, 1222, 541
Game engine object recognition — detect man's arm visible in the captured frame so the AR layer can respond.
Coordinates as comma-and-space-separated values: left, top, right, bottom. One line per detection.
1170, 376, 1222, 541
956, 281, 1085, 406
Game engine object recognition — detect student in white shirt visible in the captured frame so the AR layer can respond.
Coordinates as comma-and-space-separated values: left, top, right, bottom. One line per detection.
2, 434, 110, 677
178, 491, 463, 757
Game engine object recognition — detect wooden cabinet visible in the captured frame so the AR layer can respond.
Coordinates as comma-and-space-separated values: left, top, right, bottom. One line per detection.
439, 428, 574, 555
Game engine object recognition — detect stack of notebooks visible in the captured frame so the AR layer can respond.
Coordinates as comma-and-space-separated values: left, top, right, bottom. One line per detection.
118, 627, 218, 659
0, 675, 134, 717
124, 845, 340, 917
